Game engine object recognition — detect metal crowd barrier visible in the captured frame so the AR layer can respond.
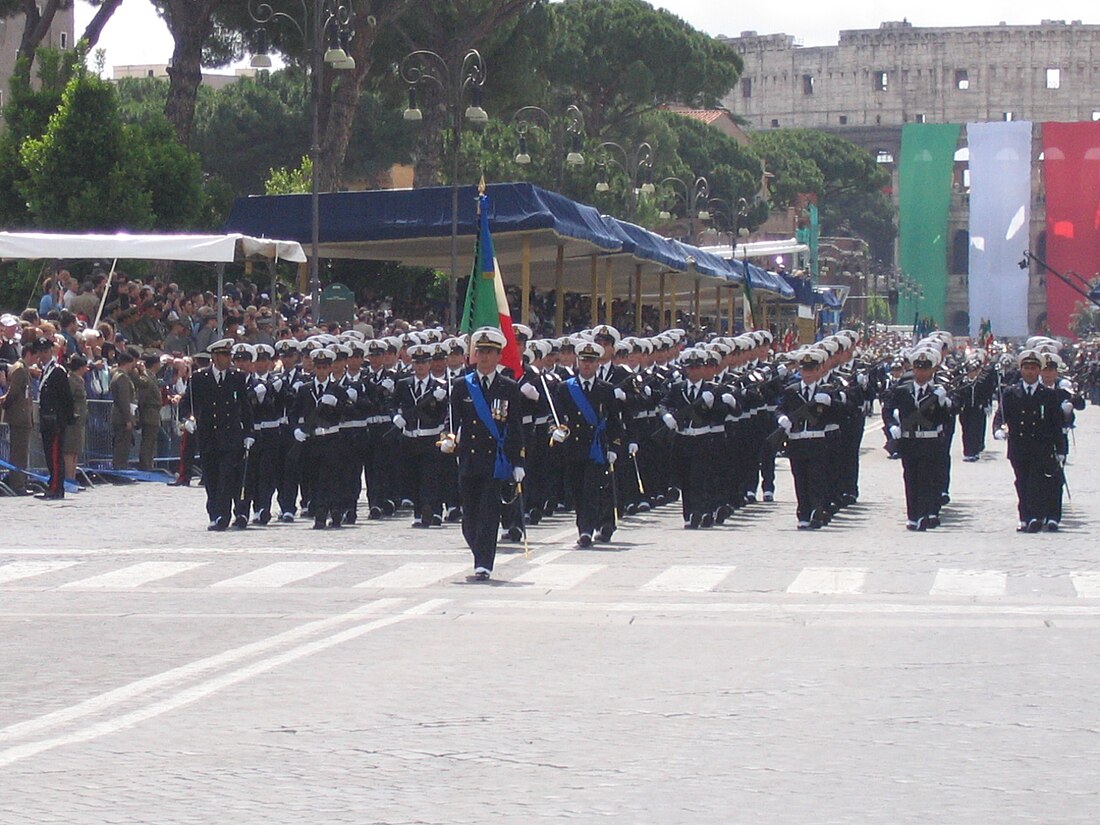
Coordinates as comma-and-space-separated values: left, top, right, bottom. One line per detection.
3, 400, 183, 476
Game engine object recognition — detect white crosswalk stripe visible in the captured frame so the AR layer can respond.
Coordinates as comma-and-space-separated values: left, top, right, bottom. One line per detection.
59, 562, 207, 589
513, 563, 605, 590
641, 565, 735, 592
7, 559, 1097, 600
787, 567, 868, 595
209, 562, 342, 589
355, 562, 470, 589
0, 561, 80, 585
930, 568, 1007, 597
1070, 572, 1100, 598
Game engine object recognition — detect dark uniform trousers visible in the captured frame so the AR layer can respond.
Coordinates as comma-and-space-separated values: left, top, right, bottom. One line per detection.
898, 437, 946, 522
1003, 384, 1064, 525
404, 433, 446, 522
245, 428, 282, 518
451, 372, 524, 572
958, 406, 987, 457
303, 432, 342, 522
190, 368, 253, 527
676, 431, 724, 520
786, 437, 831, 523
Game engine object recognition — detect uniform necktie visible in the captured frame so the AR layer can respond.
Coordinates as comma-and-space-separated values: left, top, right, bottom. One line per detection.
417, 380, 425, 397
688, 385, 696, 402
584, 380, 592, 393
481, 376, 489, 394
803, 385, 811, 402
216, 371, 222, 386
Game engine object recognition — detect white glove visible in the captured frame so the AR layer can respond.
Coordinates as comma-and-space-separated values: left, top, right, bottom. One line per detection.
433, 386, 448, 401
933, 386, 948, 406
439, 437, 456, 454
993, 428, 1007, 441
392, 414, 407, 430
606, 450, 617, 465
520, 383, 539, 400
813, 392, 831, 405
614, 387, 627, 401
858, 373, 868, 388
130, 403, 138, 416
243, 436, 255, 450
889, 425, 901, 441
701, 390, 715, 407
838, 391, 847, 404
271, 378, 283, 393
1057, 454, 1067, 467
643, 386, 652, 397
551, 427, 568, 444
294, 428, 307, 443
776, 364, 789, 379
512, 467, 526, 483
628, 442, 638, 456
380, 377, 395, 392
253, 383, 267, 402
320, 393, 338, 407
183, 418, 196, 434
777, 415, 792, 432
1061, 400, 1073, 415
1058, 379, 1073, 391
662, 413, 678, 430
721, 393, 736, 409
346, 386, 358, 403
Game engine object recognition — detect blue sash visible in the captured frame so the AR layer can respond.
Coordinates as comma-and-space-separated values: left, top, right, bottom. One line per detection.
465, 372, 513, 481
566, 378, 607, 465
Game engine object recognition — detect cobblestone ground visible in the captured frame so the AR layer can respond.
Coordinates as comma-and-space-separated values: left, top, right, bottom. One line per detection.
1, 412, 1099, 824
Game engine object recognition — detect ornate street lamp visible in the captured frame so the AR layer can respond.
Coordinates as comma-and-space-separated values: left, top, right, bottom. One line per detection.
401, 49, 487, 330
510, 105, 586, 187
593, 141, 654, 222
656, 175, 709, 240
249, 0, 358, 325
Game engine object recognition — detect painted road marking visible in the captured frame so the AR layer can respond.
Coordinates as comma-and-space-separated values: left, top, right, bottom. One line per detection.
514, 563, 605, 590
641, 565, 735, 592
355, 562, 470, 589
209, 562, 342, 589
59, 562, 206, 589
930, 568, 1007, 597
787, 567, 869, 595
0, 561, 80, 585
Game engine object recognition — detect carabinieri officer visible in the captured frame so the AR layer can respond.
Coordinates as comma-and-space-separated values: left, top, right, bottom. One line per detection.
444, 327, 525, 581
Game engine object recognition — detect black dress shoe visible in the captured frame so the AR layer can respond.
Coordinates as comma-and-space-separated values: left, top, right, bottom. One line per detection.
526, 508, 541, 525
167, 480, 190, 487
1026, 519, 1042, 533
368, 506, 383, 520
507, 526, 523, 542
411, 520, 428, 529
35, 492, 64, 500
1045, 520, 1060, 532
700, 513, 715, 529
329, 514, 343, 528
233, 516, 248, 530
715, 504, 731, 525
312, 519, 327, 530
382, 500, 396, 516
597, 524, 614, 543
624, 503, 638, 516
636, 501, 651, 513
474, 570, 490, 581
446, 507, 463, 523
577, 533, 592, 548
344, 510, 357, 525
686, 513, 701, 530
430, 515, 443, 527
916, 517, 928, 532
940, 493, 951, 506
208, 518, 227, 532
926, 515, 941, 529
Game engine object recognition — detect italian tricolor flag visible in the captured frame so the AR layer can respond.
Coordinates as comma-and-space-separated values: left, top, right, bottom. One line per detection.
460, 191, 523, 376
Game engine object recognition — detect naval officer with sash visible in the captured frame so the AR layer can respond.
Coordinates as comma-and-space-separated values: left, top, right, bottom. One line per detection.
443, 327, 525, 581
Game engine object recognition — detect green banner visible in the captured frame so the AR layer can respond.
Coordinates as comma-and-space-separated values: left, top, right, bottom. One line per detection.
898, 123, 960, 329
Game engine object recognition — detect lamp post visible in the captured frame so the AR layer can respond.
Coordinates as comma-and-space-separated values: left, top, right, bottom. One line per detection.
511, 104, 585, 189
249, 0, 357, 326
594, 141, 654, 222
656, 175, 709, 242
401, 49, 487, 330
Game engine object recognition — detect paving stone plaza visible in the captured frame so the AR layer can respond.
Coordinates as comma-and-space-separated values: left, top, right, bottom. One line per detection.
1, 410, 1098, 824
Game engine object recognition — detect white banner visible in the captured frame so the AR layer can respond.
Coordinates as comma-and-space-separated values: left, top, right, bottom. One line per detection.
967, 121, 1032, 338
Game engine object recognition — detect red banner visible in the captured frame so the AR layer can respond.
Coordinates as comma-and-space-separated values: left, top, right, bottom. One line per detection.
1042, 122, 1100, 337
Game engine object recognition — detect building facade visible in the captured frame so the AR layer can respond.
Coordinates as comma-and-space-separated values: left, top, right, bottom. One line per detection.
718, 19, 1100, 336
0, 7, 75, 120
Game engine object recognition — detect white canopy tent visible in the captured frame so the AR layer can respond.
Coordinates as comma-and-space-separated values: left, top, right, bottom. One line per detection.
0, 231, 307, 333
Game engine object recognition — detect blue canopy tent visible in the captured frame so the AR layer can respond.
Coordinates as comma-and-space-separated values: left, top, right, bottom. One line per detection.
225, 181, 753, 331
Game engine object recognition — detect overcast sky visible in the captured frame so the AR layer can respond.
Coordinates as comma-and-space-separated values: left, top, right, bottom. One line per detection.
75, 1, 1098, 72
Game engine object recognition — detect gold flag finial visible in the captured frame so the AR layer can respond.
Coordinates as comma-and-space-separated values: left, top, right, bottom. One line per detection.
478, 175, 487, 195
